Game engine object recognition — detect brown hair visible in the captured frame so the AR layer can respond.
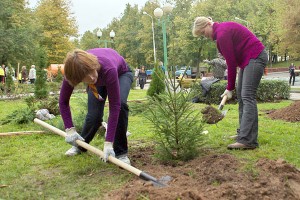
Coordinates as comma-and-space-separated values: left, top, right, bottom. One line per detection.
64, 49, 100, 86
192, 17, 212, 37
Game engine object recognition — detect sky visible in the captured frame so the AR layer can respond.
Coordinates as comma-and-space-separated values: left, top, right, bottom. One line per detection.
28, 0, 151, 36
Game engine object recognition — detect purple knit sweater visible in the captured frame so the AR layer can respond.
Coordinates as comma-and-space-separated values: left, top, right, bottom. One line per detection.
59, 48, 129, 142
213, 22, 265, 90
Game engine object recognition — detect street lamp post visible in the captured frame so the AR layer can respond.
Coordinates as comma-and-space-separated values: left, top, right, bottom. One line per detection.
154, 3, 173, 74
96, 30, 115, 48
143, 11, 157, 64
234, 17, 249, 27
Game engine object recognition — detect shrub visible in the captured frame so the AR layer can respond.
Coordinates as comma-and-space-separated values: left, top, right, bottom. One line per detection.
147, 63, 165, 97
146, 77, 205, 162
4, 66, 15, 94
0, 108, 35, 125
1, 96, 36, 125
256, 80, 290, 101
35, 50, 49, 99
38, 96, 60, 115
190, 79, 289, 104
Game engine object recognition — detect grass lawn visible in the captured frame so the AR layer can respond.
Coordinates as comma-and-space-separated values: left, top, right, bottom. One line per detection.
0, 89, 299, 199
268, 60, 300, 68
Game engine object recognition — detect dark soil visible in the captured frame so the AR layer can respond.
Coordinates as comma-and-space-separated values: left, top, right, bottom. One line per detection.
106, 146, 300, 200
105, 101, 300, 199
201, 106, 224, 124
267, 101, 300, 122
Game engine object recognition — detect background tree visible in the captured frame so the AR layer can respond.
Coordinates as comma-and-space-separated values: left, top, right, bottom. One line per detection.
138, 1, 161, 67
275, 0, 300, 59
147, 62, 165, 97
35, 0, 78, 64
80, 30, 99, 50
0, 0, 41, 67
112, 4, 144, 67
34, 48, 49, 99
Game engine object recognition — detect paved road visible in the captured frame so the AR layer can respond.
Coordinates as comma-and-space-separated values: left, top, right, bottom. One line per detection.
263, 71, 300, 86
264, 72, 300, 100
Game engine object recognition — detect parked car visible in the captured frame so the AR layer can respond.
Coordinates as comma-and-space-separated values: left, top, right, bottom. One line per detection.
146, 69, 153, 76
175, 67, 192, 78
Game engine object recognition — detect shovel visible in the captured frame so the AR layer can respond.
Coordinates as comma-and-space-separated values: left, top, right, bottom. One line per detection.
34, 118, 169, 187
218, 95, 228, 117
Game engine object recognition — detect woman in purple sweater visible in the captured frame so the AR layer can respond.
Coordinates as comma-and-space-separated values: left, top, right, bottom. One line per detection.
192, 17, 268, 150
59, 48, 133, 164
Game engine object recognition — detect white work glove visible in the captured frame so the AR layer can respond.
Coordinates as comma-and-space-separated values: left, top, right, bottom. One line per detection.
102, 142, 115, 162
65, 127, 84, 147
221, 89, 233, 100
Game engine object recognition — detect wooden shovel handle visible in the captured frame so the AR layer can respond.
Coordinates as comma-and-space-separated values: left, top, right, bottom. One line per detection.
218, 95, 228, 110
33, 118, 141, 176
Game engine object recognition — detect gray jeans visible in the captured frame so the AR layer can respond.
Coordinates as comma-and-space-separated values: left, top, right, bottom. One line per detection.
236, 49, 268, 147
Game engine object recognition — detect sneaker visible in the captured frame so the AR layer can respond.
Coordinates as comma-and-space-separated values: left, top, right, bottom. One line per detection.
227, 142, 256, 150
65, 146, 81, 156
117, 154, 131, 165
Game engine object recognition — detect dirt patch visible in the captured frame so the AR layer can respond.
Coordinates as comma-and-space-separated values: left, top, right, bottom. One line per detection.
267, 101, 300, 122
106, 146, 300, 200
201, 106, 224, 124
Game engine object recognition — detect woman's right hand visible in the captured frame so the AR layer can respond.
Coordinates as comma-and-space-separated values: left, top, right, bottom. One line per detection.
65, 127, 84, 147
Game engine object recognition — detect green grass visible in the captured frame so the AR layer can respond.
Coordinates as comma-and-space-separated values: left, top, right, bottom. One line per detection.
268, 60, 300, 68
1, 89, 300, 199
198, 101, 300, 167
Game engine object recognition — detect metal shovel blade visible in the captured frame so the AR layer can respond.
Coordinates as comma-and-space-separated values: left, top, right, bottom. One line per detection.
221, 109, 228, 117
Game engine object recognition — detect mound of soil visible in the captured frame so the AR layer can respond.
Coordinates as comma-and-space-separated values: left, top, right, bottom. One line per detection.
267, 101, 300, 122
106, 146, 300, 200
201, 106, 224, 124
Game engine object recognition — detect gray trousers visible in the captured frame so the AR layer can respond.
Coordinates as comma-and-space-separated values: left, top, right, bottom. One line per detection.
236, 49, 268, 147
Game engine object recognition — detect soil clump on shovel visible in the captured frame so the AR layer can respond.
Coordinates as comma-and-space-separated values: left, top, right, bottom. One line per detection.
201, 105, 224, 124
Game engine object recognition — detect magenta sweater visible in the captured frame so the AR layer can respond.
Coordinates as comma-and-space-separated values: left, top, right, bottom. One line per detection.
59, 48, 129, 142
213, 22, 265, 90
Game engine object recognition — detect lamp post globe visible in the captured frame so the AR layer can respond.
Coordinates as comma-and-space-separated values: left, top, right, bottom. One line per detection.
110, 30, 115, 39
163, 3, 173, 14
154, 8, 163, 18
154, 4, 173, 75
96, 30, 102, 39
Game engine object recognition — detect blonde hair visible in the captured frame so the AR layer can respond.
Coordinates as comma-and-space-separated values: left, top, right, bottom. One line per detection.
64, 49, 100, 86
192, 16, 212, 37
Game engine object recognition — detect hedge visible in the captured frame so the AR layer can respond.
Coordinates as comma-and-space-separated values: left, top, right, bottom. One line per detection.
191, 79, 290, 104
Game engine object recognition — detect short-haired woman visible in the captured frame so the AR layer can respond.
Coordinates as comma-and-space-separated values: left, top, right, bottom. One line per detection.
192, 17, 268, 150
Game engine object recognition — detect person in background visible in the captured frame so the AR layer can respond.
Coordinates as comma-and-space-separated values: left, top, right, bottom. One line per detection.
0, 64, 5, 84
159, 61, 166, 74
59, 48, 133, 165
138, 66, 147, 89
5, 65, 16, 81
289, 63, 295, 86
18, 72, 22, 83
192, 17, 268, 150
203, 53, 227, 80
28, 65, 37, 84
134, 67, 140, 87
21, 66, 27, 83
